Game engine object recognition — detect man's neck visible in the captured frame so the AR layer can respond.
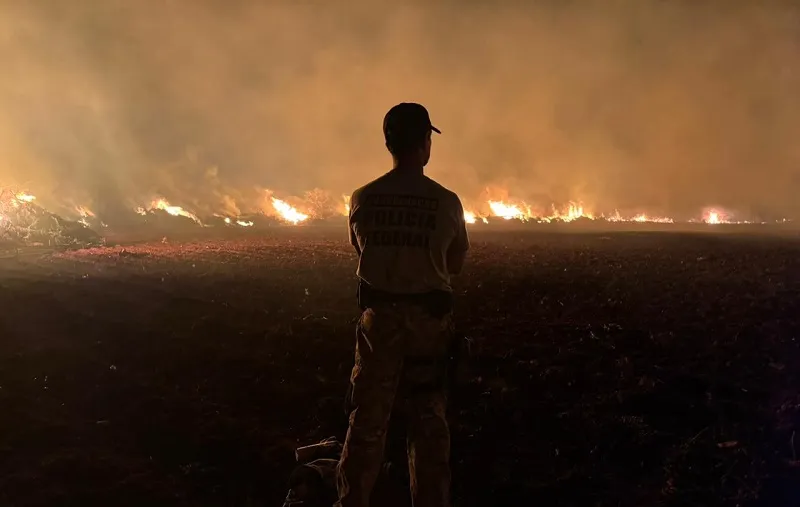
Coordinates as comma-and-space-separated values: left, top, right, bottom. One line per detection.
391, 160, 424, 176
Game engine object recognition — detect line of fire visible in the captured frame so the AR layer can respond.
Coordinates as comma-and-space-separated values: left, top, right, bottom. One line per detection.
1, 185, 793, 251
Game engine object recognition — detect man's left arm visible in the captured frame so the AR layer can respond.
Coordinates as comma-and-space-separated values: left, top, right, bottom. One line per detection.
446, 196, 470, 275
348, 192, 361, 256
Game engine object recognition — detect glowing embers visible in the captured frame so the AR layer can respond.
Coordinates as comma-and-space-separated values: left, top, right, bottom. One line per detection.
605, 210, 674, 224
74, 205, 107, 228
221, 217, 254, 227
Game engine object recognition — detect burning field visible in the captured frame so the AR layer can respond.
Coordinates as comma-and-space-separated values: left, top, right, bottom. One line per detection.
2, 184, 795, 257
0, 189, 103, 253
0, 228, 798, 506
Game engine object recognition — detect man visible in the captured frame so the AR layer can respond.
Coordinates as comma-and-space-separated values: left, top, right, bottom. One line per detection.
337, 103, 470, 507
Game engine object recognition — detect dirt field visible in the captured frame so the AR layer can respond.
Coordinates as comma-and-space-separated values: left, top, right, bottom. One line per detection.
1, 228, 799, 506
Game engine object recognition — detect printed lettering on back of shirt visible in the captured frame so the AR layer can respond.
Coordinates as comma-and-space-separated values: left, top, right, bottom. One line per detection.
364, 194, 439, 248
364, 194, 439, 211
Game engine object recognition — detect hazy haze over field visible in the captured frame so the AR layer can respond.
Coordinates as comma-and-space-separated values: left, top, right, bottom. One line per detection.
1, 0, 799, 221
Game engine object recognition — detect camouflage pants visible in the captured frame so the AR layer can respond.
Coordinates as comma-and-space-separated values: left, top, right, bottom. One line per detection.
336, 301, 453, 507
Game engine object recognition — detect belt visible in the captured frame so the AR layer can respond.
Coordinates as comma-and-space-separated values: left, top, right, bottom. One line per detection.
357, 280, 454, 317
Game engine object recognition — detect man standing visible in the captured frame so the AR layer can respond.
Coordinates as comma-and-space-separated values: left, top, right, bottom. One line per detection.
337, 103, 470, 507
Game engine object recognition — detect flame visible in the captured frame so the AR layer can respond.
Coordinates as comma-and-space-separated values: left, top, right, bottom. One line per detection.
343, 195, 351, 216
484, 196, 678, 224
550, 202, 593, 222
699, 207, 737, 224
697, 207, 760, 224
705, 210, 721, 224
488, 200, 528, 221
221, 216, 254, 227
487, 200, 595, 223
638, 214, 672, 223
606, 210, 674, 223
5, 191, 37, 208
139, 199, 201, 223
4, 183, 789, 230
76, 205, 95, 218
271, 197, 309, 224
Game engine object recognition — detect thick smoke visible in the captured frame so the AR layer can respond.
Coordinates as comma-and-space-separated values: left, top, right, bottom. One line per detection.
1, 0, 799, 221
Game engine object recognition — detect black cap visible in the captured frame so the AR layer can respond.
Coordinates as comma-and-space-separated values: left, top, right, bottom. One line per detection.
383, 103, 441, 146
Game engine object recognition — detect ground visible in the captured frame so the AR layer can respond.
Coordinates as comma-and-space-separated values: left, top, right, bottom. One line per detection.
0, 228, 799, 507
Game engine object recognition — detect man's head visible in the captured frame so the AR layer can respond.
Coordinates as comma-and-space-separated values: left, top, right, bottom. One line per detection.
383, 103, 440, 167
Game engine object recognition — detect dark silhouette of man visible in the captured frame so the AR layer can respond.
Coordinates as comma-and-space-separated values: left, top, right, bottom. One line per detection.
337, 103, 470, 507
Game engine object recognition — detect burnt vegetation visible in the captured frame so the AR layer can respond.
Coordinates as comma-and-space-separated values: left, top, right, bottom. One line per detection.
0, 229, 798, 506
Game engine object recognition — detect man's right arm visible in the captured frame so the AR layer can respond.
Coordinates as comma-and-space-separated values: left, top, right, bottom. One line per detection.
447, 196, 470, 275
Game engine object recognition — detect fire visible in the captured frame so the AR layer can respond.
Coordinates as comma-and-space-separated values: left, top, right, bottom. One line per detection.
75, 205, 95, 218
486, 200, 595, 223
463, 210, 488, 224
694, 207, 758, 224
343, 195, 351, 216
488, 200, 528, 221
706, 210, 721, 224
15, 192, 36, 203
550, 203, 593, 222
630, 213, 673, 223
75, 206, 95, 227
140, 198, 201, 223
700, 207, 738, 224
607, 210, 674, 223
5, 192, 37, 208
645, 215, 672, 223
4, 184, 788, 232
271, 197, 309, 225
222, 216, 254, 227
0, 188, 105, 247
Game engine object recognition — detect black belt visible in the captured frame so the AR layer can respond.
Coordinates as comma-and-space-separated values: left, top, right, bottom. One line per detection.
357, 280, 454, 318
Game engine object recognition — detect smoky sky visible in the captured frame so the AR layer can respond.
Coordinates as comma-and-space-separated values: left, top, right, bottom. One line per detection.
1, 0, 799, 220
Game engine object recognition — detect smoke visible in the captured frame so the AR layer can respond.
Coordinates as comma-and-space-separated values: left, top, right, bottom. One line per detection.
1, 0, 799, 221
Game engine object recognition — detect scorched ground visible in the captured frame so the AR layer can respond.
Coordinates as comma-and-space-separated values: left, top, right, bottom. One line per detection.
0, 229, 798, 506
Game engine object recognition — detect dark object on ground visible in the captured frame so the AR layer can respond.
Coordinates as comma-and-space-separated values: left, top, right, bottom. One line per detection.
283, 437, 342, 507
282, 434, 409, 506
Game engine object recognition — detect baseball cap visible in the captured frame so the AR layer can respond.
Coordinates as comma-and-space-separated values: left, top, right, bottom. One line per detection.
383, 103, 441, 145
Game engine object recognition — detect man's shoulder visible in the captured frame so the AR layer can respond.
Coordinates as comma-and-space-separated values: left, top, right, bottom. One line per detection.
351, 172, 462, 209
350, 173, 391, 203
423, 176, 462, 208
